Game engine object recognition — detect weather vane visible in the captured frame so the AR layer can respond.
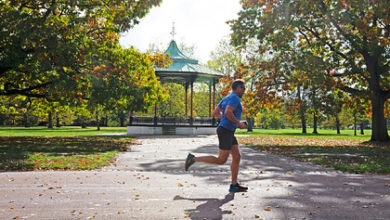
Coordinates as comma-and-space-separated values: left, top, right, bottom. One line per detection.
170, 21, 176, 40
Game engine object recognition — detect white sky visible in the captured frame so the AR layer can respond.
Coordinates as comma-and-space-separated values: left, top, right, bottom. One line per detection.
119, 0, 241, 63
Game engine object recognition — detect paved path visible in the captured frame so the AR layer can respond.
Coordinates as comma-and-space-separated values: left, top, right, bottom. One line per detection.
1, 135, 390, 219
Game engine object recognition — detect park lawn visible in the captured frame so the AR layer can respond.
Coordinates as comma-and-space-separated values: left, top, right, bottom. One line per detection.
237, 128, 390, 174
236, 127, 372, 139
0, 127, 132, 171
0, 126, 127, 137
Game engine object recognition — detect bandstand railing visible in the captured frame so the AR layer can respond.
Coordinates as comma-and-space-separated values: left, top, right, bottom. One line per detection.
129, 116, 219, 127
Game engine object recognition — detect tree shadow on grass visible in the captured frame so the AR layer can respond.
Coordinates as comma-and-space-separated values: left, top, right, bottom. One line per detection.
0, 136, 133, 171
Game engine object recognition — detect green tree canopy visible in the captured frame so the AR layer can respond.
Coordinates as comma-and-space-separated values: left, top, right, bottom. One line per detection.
0, 0, 163, 104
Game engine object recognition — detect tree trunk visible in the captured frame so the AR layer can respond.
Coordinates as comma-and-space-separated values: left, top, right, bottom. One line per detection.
335, 114, 341, 134
119, 111, 126, 127
360, 122, 364, 135
313, 115, 318, 134
23, 113, 30, 128
96, 111, 100, 131
297, 86, 307, 134
48, 111, 53, 129
353, 113, 357, 136
104, 114, 108, 127
370, 94, 389, 141
56, 113, 61, 127
246, 118, 253, 132
81, 121, 87, 128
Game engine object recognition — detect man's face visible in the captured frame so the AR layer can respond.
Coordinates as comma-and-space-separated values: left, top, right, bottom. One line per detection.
236, 85, 245, 98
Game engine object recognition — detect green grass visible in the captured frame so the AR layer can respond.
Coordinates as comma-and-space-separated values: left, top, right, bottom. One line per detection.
238, 128, 390, 174
0, 127, 131, 171
236, 128, 372, 140
0, 126, 127, 137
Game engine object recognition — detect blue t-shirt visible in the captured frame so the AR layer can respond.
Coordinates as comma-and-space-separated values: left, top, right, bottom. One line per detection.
218, 92, 243, 131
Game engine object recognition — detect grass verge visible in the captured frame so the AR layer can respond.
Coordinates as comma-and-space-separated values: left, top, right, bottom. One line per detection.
0, 136, 133, 171
0, 126, 127, 137
238, 135, 390, 174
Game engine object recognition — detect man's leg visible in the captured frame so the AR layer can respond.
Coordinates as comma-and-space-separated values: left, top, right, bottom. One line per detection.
194, 149, 230, 165
228, 144, 248, 192
230, 144, 241, 184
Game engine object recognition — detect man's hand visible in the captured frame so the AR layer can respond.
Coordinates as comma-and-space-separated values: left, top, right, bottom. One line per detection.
238, 122, 247, 129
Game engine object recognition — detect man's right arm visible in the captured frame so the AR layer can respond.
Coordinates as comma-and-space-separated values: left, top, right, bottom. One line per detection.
212, 106, 222, 119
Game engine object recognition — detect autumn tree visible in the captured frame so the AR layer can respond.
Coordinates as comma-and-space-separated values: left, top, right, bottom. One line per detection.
0, 0, 163, 110
230, 0, 390, 141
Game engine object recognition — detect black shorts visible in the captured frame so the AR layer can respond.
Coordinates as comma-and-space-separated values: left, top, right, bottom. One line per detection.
217, 126, 238, 150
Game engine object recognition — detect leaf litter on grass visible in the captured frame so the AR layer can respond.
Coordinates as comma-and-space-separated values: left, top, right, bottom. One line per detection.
239, 136, 390, 174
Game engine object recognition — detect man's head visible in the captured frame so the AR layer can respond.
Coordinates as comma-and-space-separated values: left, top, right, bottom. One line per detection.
232, 79, 245, 98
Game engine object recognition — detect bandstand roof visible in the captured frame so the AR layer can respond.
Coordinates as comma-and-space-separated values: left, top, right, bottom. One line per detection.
155, 40, 223, 83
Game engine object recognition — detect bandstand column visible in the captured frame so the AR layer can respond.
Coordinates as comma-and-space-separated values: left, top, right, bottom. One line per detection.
212, 79, 216, 126
213, 79, 216, 110
185, 82, 189, 117
208, 81, 212, 117
154, 102, 157, 126
190, 81, 194, 119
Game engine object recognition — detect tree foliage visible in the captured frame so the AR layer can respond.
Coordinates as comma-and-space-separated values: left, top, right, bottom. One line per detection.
230, 0, 390, 141
0, 0, 165, 111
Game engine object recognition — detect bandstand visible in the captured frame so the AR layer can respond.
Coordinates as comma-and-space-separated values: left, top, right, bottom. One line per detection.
127, 38, 223, 135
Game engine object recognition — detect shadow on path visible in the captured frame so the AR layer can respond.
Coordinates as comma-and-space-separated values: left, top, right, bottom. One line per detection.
137, 140, 390, 219
174, 192, 235, 219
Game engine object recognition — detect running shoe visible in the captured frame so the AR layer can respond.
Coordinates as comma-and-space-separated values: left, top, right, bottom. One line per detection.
185, 153, 195, 171
229, 183, 248, 192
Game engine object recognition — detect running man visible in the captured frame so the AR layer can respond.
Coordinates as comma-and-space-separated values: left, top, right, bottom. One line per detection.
185, 79, 248, 192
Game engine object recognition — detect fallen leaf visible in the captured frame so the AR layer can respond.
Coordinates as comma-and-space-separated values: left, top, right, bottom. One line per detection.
178, 183, 183, 187
118, 211, 121, 214
13, 216, 18, 219
10, 207, 15, 209
264, 207, 271, 211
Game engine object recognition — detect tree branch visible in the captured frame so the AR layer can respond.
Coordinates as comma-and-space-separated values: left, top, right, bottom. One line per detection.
341, 86, 366, 97
42, 0, 56, 20
2, 81, 53, 96
300, 24, 367, 80
315, 0, 363, 53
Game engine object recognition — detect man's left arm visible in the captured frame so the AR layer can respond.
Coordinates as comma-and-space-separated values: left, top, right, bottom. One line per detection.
225, 105, 246, 129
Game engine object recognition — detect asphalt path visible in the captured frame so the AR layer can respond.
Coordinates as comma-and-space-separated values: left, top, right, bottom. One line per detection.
1, 135, 389, 219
